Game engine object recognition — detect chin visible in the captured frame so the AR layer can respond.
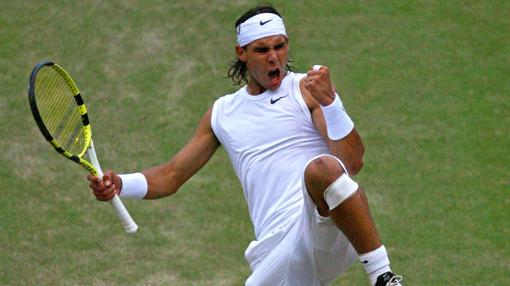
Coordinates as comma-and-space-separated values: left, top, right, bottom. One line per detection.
267, 76, 284, 90
266, 82, 282, 91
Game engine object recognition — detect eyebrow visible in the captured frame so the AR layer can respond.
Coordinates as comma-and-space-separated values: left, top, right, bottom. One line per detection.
274, 42, 286, 49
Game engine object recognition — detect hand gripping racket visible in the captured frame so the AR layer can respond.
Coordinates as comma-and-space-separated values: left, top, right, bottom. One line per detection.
28, 60, 138, 234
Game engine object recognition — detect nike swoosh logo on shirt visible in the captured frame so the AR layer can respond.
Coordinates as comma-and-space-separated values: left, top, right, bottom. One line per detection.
270, 95, 288, 104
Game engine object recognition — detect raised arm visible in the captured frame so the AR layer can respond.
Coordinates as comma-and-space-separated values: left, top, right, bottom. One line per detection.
88, 107, 220, 200
300, 66, 365, 175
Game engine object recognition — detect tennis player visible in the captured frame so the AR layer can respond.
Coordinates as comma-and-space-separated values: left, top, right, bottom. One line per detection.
88, 4, 403, 286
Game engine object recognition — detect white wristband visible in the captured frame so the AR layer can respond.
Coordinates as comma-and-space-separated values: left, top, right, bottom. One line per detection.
118, 173, 148, 199
320, 94, 354, 140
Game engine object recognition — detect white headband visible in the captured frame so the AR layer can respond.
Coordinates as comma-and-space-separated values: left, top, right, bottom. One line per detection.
236, 13, 287, 47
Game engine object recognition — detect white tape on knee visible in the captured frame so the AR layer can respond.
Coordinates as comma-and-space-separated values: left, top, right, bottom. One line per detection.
324, 173, 359, 210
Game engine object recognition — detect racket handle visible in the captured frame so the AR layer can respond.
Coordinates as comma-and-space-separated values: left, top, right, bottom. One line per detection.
88, 140, 138, 234
110, 194, 139, 234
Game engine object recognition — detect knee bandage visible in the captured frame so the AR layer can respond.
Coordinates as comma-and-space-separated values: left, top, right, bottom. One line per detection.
324, 174, 359, 210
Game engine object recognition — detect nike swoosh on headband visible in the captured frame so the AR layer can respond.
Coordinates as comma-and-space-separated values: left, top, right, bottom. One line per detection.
260, 19, 272, 25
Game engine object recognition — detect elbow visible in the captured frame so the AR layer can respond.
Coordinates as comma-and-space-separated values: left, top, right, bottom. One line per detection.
348, 158, 364, 176
347, 144, 365, 176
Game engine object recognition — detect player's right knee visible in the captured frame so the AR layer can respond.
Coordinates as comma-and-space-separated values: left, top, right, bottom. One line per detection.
305, 155, 344, 187
323, 173, 359, 210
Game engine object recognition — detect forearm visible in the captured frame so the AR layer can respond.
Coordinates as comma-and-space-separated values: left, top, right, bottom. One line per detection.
311, 95, 365, 175
127, 148, 215, 200
328, 128, 365, 175
140, 161, 181, 199
306, 90, 365, 175
92, 109, 218, 202
140, 118, 220, 199
139, 151, 214, 199
320, 95, 365, 174
300, 68, 364, 174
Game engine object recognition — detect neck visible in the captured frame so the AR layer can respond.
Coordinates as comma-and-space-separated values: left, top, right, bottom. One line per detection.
245, 71, 288, 95
246, 80, 266, 95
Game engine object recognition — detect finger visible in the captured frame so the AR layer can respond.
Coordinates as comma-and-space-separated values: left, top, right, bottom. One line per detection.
90, 178, 107, 192
307, 65, 323, 76
93, 188, 107, 201
102, 173, 112, 187
91, 181, 108, 194
106, 183, 117, 195
89, 177, 103, 190
95, 194, 110, 201
89, 182, 99, 190
302, 79, 312, 90
306, 69, 320, 77
304, 73, 319, 84
104, 170, 118, 186
87, 174, 101, 183
93, 184, 117, 201
103, 184, 118, 200
105, 170, 116, 178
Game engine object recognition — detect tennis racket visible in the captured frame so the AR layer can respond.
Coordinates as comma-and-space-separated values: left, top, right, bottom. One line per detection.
28, 60, 138, 234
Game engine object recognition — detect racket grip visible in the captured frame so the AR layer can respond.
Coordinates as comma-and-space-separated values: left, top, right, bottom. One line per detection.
88, 140, 138, 234
109, 194, 139, 234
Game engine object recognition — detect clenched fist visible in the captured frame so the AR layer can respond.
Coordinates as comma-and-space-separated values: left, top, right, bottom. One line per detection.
303, 65, 336, 106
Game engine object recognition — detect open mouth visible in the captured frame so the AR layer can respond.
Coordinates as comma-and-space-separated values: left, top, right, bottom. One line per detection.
268, 68, 280, 80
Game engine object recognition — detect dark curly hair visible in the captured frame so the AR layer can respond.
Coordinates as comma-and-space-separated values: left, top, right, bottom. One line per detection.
227, 4, 293, 86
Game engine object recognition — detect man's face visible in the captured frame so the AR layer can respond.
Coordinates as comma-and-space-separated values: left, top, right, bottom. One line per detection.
237, 35, 289, 93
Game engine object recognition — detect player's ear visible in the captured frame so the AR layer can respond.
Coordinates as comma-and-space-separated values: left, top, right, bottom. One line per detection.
236, 45, 247, 62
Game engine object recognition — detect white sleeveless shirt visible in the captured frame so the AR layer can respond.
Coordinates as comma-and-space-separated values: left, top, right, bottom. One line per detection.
211, 72, 330, 240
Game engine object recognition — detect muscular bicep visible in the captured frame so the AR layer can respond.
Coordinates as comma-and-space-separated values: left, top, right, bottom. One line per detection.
142, 108, 220, 199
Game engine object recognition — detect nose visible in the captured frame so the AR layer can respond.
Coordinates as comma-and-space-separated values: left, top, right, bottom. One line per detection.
268, 48, 278, 64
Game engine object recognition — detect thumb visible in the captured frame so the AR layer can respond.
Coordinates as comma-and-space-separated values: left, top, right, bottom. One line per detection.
102, 172, 112, 187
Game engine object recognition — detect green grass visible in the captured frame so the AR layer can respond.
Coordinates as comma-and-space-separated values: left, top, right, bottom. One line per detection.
1, 1, 508, 285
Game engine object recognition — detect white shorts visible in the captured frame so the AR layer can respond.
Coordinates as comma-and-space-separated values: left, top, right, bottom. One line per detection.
245, 155, 357, 286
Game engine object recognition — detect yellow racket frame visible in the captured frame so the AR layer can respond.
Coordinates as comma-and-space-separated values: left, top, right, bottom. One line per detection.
28, 60, 138, 234
29, 61, 97, 175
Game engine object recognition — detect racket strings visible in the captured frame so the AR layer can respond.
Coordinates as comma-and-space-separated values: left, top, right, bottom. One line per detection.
35, 67, 86, 155
38, 70, 71, 127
